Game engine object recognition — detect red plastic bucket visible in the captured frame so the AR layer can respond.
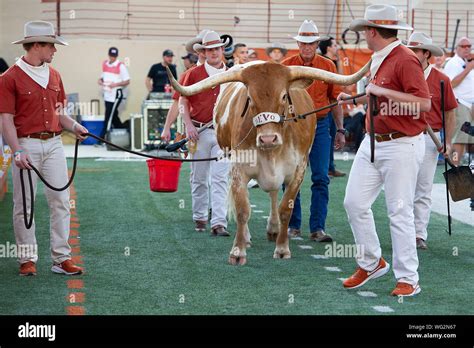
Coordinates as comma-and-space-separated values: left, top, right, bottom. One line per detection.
146, 159, 182, 192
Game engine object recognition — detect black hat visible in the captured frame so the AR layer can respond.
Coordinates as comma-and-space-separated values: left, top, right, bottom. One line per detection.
181, 53, 198, 64
108, 47, 119, 57
163, 49, 174, 57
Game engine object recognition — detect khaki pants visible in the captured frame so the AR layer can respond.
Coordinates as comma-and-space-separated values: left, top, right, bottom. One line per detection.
344, 134, 425, 286
12, 136, 71, 264
414, 133, 441, 241
189, 128, 229, 228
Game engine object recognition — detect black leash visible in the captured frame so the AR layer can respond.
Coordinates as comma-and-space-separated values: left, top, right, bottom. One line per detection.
19, 92, 367, 229
19, 132, 223, 229
166, 93, 367, 152
283, 92, 366, 123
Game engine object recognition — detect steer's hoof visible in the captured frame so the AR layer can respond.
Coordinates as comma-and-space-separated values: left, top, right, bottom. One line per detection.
273, 249, 291, 259
229, 247, 247, 266
229, 255, 247, 265
267, 232, 278, 242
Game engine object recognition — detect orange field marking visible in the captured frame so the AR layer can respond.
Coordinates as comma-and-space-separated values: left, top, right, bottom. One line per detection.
66, 306, 85, 315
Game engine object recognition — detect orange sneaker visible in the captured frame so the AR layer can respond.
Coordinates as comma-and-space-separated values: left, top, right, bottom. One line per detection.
343, 257, 390, 289
391, 282, 421, 297
19, 261, 37, 276
51, 259, 83, 275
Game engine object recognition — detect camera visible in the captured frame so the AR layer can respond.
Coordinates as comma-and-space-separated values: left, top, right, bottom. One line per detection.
461, 122, 474, 136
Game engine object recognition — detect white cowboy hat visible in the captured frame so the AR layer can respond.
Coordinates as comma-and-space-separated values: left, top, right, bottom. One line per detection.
293, 20, 329, 43
193, 31, 230, 52
349, 4, 413, 32
265, 42, 288, 56
12, 20, 68, 45
185, 29, 211, 54
404, 32, 443, 56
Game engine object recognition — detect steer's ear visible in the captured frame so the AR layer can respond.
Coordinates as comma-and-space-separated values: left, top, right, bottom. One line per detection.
289, 78, 313, 90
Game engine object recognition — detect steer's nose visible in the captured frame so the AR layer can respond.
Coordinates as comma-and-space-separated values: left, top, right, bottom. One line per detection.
258, 134, 279, 148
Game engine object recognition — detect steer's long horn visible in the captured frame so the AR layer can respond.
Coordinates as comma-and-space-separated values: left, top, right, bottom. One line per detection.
166, 66, 243, 96
288, 59, 371, 86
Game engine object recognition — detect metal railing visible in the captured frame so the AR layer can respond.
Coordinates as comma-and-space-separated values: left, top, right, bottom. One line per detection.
41, 0, 472, 47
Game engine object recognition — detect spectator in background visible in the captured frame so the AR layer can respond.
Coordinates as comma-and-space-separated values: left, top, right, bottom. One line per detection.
98, 47, 130, 141
146, 49, 177, 94
443, 37, 474, 165
232, 43, 249, 65
434, 47, 447, 71
182, 53, 198, 70
266, 42, 287, 63
319, 37, 346, 177
248, 49, 258, 61
0, 58, 8, 74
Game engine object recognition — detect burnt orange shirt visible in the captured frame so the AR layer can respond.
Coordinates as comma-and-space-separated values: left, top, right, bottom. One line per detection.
182, 64, 220, 123
282, 54, 343, 117
369, 45, 431, 136
0, 64, 66, 137
423, 67, 458, 130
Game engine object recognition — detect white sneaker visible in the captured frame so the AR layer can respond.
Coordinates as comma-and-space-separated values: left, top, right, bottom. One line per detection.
247, 179, 259, 189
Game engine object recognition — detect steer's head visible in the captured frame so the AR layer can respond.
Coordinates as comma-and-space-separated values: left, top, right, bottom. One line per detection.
167, 60, 370, 150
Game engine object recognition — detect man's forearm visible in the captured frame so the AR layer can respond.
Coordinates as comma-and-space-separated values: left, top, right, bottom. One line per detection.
178, 97, 192, 126
164, 101, 179, 129
1, 113, 21, 152
382, 88, 431, 112
445, 109, 456, 145
451, 70, 469, 88
331, 105, 344, 129
59, 113, 79, 132
116, 80, 130, 87
145, 78, 152, 92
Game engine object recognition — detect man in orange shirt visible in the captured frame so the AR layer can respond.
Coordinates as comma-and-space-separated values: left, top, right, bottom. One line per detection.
282, 20, 345, 242
405, 32, 458, 250
338, 5, 432, 296
0, 21, 88, 276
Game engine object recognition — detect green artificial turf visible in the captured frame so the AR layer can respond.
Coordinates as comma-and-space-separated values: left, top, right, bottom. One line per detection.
0, 157, 473, 315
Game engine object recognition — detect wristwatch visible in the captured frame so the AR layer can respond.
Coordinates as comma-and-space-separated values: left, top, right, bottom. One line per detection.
336, 128, 346, 135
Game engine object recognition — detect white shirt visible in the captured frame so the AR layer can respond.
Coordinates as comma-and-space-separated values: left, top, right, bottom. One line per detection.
443, 54, 474, 107
204, 60, 226, 77
101, 60, 130, 102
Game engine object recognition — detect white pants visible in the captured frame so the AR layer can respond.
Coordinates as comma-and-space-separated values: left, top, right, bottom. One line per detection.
12, 136, 71, 264
190, 128, 229, 228
414, 133, 441, 241
344, 134, 425, 286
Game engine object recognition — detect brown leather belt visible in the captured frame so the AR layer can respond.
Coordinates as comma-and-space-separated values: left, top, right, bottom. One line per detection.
374, 132, 406, 142
24, 131, 62, 140
191, 120, 214, 129
423, 128, 441, 134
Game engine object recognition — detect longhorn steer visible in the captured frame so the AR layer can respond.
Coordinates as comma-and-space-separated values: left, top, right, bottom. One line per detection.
168, 60, 370, 265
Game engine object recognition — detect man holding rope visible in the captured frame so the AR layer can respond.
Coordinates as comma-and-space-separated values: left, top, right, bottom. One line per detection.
0, 21, 87, 276
179, 30, 230, 236
338, 5, 432, 296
